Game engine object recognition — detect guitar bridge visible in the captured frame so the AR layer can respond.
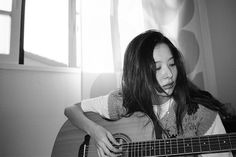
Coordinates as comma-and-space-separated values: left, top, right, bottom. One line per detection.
78, 134, 90, 157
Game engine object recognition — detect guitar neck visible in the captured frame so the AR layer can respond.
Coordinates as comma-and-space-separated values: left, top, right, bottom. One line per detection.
122, 132, 236, 156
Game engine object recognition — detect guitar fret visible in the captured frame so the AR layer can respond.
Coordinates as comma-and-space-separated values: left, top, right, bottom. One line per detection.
150, 141, 155, 156
133, 142, 135, 157
229, 135, 233, 150
192, 137, 201, 153
183, 138, 186, 153
209, 135, 220, 151
166, 139, 171, 155
142, 141, 146, 156
160, 140, 165, 155
128, 142, 132, 157
155, 139, 160, 155
200, 136, 210, 152
138, 141, 141, 156
219, 134, 231, 150
171, 138, 178, 155
230, 134, 236, 148
145, 141, 147, 156
145, 141, 148, 156
147, 141, 151, 156
177, 138, 185, 153
134, 142, 137, 157
207, 136, 211, 151
184, 138, 193, 153
138, 142, 141, 157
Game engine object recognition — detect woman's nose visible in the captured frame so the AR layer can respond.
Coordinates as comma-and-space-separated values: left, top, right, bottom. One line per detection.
162, 66, 173, 78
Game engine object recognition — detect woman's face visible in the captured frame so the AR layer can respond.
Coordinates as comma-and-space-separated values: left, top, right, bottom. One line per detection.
153, 43, 178, 96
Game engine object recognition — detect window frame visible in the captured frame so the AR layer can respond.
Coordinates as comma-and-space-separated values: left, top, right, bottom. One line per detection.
0, 0, 80, 69
0, 0, 21, 64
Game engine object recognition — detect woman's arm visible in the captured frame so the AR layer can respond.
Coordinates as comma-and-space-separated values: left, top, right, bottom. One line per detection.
64, 103, 121, 157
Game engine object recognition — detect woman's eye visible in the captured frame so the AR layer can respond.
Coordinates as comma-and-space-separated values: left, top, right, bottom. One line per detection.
169, 63, 176, 67
156, 67, 161, 71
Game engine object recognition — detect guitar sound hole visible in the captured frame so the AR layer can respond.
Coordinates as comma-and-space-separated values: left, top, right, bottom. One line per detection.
113, 133, 131, 153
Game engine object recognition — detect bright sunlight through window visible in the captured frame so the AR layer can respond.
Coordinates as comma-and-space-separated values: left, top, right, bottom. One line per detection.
0, 15, 11, 55
81, 0, 114, 73
0, 0, 12, 11
24, 0, 68, 65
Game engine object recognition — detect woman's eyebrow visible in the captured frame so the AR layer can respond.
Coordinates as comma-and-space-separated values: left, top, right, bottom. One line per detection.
168, 57, 174, 61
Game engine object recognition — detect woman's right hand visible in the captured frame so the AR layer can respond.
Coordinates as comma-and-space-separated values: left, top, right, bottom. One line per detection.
90, 124, 122, 157
65, 103, 121, 156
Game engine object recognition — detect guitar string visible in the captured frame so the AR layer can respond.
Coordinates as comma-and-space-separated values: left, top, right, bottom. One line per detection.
85, 111, 236, 150
81, 134, 236, 154
82, 141, 236, 156
118, 134, 236, 148
86, 134, 236, 149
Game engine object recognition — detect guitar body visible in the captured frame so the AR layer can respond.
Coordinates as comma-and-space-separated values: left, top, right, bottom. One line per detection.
51, 112, 155, 157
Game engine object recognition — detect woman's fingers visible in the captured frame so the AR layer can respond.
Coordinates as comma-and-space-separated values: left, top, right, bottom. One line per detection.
92, 125, 122, 156
97, 146, 108, 157
96, 135, 121, 157
97, 143, 117, 157
106, 132, 121, 153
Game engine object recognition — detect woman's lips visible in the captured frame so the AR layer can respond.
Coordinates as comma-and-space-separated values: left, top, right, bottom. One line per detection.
162, 82, 174, 89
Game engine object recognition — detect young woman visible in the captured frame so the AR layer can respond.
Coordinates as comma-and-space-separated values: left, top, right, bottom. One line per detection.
65, 30, 232, 157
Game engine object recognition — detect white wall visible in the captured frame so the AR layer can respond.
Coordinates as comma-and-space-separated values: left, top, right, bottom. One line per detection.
0, 65, 81, 157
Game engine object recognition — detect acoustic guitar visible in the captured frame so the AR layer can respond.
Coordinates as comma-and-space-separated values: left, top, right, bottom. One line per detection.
52, 112, 236, 157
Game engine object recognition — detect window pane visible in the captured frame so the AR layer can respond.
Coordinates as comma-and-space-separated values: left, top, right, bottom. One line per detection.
81, 0, 114, 73
24, 0, 69, 65
0, 0, 12, 11
0, 15, 11, 54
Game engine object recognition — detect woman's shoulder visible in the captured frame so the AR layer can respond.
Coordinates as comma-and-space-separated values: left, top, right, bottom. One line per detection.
108, 89, 122, 98
188, 104, 218, 135
107, 89, 123, 106
197, 104, 218, 122
107, 89, 126, 120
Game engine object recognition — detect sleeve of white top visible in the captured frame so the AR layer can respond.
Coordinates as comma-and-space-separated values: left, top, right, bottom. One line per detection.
81, 95, 110, 119
199, 114, 233, 157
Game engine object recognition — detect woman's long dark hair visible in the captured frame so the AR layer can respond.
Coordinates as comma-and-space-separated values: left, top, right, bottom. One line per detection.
121, 30, 226, 134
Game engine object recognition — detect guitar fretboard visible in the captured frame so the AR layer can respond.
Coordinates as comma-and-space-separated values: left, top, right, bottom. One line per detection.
121, 133, 236, 156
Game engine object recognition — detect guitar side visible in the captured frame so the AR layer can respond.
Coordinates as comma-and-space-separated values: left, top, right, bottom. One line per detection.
51, 112, 155, 157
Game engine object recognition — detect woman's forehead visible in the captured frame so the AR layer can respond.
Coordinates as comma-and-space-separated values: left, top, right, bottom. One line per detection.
153, 43, 173, 62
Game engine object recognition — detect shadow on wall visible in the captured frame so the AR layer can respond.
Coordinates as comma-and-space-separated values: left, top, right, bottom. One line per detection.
90, 73, 119, 98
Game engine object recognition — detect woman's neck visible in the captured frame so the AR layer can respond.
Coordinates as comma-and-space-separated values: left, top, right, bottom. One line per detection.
152, 95, 172, 105
159, 96, 171, 104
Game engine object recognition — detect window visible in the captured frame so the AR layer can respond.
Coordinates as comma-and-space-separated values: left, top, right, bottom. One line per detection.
0, 0, 25, 64
0, 0, 80, 68
0, 14, 11, 55
0, 0, 143, 70
24, 0, 73, 67
0, 0, 12, 55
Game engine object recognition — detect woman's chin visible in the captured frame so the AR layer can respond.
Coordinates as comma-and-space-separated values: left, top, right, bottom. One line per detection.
156, 88, 174, 97
164, 89, 174, 96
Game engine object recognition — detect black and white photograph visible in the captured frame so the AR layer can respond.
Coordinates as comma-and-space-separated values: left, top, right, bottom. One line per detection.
0, 0, 236, 157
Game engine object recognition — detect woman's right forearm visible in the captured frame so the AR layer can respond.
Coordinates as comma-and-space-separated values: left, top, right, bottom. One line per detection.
65, 103, 122, 156
64, 103, 97, 135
